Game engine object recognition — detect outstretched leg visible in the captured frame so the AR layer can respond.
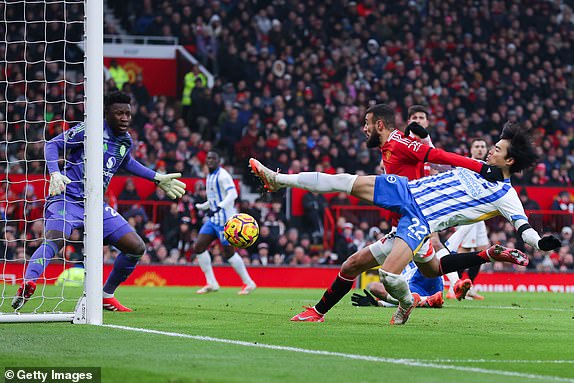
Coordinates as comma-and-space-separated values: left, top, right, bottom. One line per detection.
249, 158, 377, 202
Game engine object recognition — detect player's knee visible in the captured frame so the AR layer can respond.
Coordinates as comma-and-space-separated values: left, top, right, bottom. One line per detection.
131, 238, 146, 256
341, 255, 364, 278
192, 243, 205, 254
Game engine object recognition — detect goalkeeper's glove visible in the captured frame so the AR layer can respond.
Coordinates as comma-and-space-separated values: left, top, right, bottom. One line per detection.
49, 171, 72, 196
538, 235, 561, 251
154, 173, 186, 200
351, 289, 379, 307
479, 164, 504, 182
404, 122, 429, 139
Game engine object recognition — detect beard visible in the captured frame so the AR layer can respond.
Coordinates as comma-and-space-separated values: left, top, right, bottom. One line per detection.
366, 129, 380, 148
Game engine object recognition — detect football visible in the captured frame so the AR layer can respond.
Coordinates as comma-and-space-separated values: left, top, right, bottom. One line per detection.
223, 213, 259, 248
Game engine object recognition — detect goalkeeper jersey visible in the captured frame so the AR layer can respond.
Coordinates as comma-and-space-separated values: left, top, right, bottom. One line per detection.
45, 121, 133, 199
205, 167, 237, 226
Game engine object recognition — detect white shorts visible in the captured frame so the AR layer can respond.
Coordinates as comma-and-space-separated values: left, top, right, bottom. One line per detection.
458, 222, 489, 249
369, 231, 435, 265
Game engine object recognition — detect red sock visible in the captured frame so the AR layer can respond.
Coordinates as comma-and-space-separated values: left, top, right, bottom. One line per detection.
314, 272, 355, 315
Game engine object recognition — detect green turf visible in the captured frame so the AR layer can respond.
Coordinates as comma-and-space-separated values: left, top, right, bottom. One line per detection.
1, 286, 573, 383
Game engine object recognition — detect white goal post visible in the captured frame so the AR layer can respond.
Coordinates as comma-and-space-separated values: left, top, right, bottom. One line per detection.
0, 0, 103, 324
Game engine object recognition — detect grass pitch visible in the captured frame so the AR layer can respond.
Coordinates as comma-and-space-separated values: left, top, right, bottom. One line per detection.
1, 286, 573, 383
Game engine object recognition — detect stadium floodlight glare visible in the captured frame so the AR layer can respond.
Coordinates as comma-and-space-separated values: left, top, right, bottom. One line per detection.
0, 0, 103, 324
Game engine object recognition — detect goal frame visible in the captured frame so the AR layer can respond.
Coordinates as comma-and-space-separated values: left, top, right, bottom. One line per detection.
0, 0, 103, 325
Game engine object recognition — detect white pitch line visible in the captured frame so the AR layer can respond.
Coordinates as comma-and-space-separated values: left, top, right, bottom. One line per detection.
415, 359, 574, 364
450, 305, 574, 312
104, 324, 574, 383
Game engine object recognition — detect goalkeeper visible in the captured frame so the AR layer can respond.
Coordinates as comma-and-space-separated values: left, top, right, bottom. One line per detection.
12, 91, 186, 312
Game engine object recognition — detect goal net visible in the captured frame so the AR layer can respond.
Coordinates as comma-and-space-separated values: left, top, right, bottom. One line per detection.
0, 0, 103, 323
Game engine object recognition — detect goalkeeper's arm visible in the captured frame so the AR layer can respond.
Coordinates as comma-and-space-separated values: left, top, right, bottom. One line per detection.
123, 156, 186, 199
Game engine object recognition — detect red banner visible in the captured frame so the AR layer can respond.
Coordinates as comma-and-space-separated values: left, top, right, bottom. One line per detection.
471, 272, 574, 293
0, 263, 342, 289
1, 264, 573, 292
104, 57, 177, 97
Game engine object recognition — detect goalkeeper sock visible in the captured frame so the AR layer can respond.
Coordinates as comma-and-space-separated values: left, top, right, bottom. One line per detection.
276, 172, 358, 194
439, 251, 487, 275
228, 253, 254, 285
24, 240, 58, 281
314, 272, 355, 315
197, 251, 219, 287
103, 253, 138, 295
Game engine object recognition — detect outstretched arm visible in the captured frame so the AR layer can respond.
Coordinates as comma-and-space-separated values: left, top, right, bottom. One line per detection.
123, 155, 186, 199
426, 148, 503, 181
395, 133, 503, 181
122, 155, 156, 181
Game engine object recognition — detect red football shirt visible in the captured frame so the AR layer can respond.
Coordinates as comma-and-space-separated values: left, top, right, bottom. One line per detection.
379, 129, 483, 225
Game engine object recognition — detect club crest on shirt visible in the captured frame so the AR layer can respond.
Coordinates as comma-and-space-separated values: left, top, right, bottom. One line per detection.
120, 145, 127, 157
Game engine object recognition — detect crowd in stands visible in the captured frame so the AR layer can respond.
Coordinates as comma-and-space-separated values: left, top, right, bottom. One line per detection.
1, 0, 574, 272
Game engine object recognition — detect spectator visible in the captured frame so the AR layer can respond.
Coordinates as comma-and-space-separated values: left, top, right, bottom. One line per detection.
551, 190, 574, 227
108, 59, 129, 91
301, 191, 328, 244
118, 178, 141, 201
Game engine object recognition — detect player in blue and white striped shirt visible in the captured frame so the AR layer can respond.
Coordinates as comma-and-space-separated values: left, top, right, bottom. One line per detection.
193, 151, 256, 295
250, 122, 561, 325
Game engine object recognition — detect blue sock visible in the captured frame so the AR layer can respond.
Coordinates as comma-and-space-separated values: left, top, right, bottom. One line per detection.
103, 253, 139, 295
24, 241, 58, 281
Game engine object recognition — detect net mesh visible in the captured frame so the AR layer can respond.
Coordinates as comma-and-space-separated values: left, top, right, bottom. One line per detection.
0, 0, 85, 315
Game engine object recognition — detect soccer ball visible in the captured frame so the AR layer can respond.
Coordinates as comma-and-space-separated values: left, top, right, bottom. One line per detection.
223, 213, 259, 248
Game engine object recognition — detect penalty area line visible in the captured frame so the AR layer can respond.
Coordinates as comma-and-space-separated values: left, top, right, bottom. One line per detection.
103, 324, 574, 383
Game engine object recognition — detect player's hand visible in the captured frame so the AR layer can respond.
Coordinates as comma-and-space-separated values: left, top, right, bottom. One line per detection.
538, 235, 561, 251
49, 171, 72, 196
195, 201, 210, 211
479, 164, 504, 182
351, 289, 378, 307
154, 173, 186, 200
404, 122, 429, 139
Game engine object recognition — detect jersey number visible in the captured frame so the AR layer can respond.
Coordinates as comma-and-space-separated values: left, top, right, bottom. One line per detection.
407, 218, 428, 241
105, 206, 119, 217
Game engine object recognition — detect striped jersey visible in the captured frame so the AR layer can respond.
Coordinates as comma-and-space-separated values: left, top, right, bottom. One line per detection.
205, 167, 237, 226
409, 167, 528, 233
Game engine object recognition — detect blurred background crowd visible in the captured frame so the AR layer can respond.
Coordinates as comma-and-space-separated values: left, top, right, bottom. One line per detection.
1, 0, 573, 272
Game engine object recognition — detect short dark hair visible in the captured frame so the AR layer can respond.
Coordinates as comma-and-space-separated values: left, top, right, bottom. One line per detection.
500, 122, 538, 173
104, 91, 131, 110
208, 149, 222, 159
407, 104, 428, 119
365, 104, 395, 131
470, 137, 487, 146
